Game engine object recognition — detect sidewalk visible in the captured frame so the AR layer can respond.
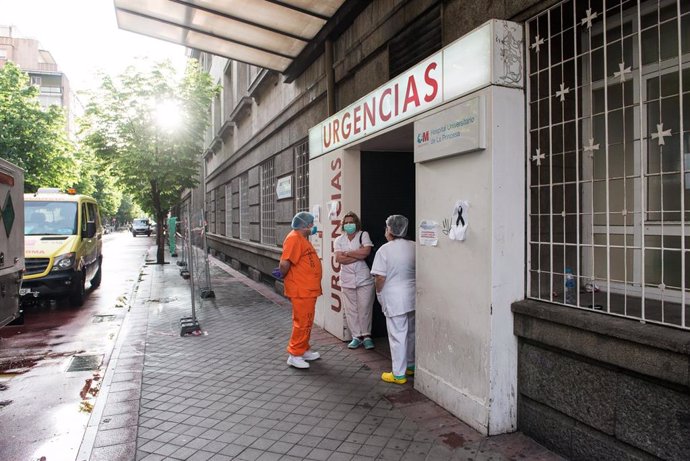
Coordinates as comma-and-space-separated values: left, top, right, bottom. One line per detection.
80, 250, 564, 461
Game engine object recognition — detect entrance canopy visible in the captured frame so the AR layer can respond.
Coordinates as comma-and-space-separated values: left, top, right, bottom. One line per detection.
113, 0, 347, 77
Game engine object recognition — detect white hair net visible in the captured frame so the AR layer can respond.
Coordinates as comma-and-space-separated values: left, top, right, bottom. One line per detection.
291, 211, 315, 229
386, 214, 408, 237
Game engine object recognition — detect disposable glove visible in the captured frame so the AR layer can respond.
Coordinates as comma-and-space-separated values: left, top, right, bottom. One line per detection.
271, 267, 283, 279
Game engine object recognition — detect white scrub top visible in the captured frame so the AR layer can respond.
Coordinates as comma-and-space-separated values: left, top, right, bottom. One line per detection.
335, 231, 374, 288
370, 238, 416, 317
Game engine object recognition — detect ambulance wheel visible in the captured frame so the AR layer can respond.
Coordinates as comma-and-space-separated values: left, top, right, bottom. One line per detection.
70, 272, 86, 307
91, 259, 102, 289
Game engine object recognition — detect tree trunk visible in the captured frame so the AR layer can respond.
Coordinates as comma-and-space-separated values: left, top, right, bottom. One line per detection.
156, 210, 166, 264
151, 180, 166, 264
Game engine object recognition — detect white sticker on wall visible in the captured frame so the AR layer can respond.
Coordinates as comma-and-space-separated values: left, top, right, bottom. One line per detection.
328, 201, 339, 219
448, 201, 469, 241
419, 220, 439, 246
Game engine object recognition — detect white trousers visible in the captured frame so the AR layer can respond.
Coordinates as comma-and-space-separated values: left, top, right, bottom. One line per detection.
385, 311, 415, 377
343, 284, 374, 338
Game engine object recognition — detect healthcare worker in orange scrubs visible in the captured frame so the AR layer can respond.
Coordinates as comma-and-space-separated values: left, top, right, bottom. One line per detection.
278, 212, 323, 369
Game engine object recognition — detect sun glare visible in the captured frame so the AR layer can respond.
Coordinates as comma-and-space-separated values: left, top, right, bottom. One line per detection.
155, 100, 182, 131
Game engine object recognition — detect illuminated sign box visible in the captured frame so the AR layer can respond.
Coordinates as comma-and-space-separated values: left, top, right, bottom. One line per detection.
308, 19, 522, 158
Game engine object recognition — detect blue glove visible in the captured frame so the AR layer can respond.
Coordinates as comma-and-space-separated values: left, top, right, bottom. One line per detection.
271, 267, 283, 279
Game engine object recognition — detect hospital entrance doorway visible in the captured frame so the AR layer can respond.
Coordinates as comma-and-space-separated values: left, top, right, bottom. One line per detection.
360, 150, 415, 338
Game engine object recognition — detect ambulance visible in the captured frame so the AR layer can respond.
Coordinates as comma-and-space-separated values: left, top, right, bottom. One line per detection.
22, 188, 103, 306
0, 159, 24, 327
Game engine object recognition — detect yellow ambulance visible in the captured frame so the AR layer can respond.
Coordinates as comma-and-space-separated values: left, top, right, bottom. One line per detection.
22, 188, 103, 306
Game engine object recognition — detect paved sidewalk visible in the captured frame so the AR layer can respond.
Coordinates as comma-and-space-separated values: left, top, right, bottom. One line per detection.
81, 249, 564, 461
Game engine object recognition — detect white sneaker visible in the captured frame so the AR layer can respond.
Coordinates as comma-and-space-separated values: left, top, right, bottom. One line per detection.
287, 355, 309, 369
302, 350, 320, 361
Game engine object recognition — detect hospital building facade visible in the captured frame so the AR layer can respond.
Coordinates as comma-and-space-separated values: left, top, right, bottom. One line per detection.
115, 1, 690, 459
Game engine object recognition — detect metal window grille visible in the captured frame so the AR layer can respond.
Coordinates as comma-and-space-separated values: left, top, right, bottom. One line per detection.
225, 183, 232, 237
240, 172, 250, 240
526, 0, 689, 329
209, 188, 216, 234
295, 141, 309, 212
261, 158, 276, 244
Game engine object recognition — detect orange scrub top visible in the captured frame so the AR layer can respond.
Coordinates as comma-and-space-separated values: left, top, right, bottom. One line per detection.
281, 230, 323, 298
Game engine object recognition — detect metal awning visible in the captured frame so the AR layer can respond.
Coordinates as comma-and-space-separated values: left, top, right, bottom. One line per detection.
113, 0, 347, 75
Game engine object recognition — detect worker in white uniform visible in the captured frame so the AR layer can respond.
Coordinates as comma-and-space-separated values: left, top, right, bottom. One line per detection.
335, 211, 376, 349
370, 214, 416, 384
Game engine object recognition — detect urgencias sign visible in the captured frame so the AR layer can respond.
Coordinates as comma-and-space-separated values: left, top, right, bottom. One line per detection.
308, 19, 523, 158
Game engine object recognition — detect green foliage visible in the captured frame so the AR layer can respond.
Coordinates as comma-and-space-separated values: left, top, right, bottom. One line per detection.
115, 194, 143, 226
82, 59, 219, 262
82, 60, 218, 213
72, 146, 122, 217
0, 62, 78, 191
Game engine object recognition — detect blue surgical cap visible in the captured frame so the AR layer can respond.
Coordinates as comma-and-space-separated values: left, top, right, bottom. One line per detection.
291, 211, 315, 229
386, 215, 408, 237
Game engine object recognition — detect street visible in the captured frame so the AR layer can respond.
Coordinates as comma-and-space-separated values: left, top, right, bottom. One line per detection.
0, 231, 153, 461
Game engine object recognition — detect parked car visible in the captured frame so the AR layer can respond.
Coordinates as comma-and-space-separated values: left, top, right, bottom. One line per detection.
131, 218, 152, 237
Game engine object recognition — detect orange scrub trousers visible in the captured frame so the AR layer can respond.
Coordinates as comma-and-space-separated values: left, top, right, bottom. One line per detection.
281, 230, 322, 356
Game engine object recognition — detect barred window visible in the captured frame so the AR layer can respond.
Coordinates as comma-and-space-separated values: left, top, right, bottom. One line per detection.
295, 141, 309, 212
527, 0, 690, 329
240, 172, 250, 240
209, 188, 216, 234
225, 183, 232, 237
261, 158, 276, 245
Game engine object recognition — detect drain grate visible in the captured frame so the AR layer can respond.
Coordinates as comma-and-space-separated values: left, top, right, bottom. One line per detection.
66, 354, 103, 372
92, 314, 116, 323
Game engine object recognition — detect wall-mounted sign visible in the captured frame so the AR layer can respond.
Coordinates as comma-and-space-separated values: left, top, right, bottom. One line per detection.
414, 96, 485, 163
276, 176, 292, 199
308, 19, 523, 159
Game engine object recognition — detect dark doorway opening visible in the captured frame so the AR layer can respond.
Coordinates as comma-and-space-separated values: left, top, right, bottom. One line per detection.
360, 151, 415, 338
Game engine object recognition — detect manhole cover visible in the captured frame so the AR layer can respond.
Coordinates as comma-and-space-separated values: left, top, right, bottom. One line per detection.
66, 355, 103, 372
92, 315, 116, 323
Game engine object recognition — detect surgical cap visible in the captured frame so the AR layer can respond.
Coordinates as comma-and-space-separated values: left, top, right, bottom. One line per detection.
386, 214, 408, 237
291, 211, 315, 229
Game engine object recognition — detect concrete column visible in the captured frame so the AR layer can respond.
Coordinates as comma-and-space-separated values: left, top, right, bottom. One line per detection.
414, 86, 524, 435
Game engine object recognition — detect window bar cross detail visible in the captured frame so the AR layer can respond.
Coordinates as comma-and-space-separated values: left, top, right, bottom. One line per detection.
526, 0, 690, 329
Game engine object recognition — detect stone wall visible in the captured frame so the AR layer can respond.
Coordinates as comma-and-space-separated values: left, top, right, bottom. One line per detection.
513, 300, 690, 460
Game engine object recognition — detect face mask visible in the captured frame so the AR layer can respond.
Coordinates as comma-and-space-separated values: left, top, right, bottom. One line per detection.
311, 225, 318, 235
343, 223, 356, 234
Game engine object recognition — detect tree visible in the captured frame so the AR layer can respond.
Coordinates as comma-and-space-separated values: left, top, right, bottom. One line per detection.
0, 61, 78, 191
82, 60, 218, 263
72, 147, 122, 219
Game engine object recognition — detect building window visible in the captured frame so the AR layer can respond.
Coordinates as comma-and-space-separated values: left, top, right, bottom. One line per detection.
213, 91, 222, 134
260, 158, 276, 245
248, 64, 260, 87
30, 76, 41, 87
209, 188, 216, 234
225, 183, 232, 237
223, 63, 234, 121
240, 172, 250, 240
388, 4, 442, 78
295, 141, 309, 212
526, 0, 690, 329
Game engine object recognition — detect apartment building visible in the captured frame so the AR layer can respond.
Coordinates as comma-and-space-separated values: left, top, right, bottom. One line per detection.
116, 1, 690, 459
0, 25, 82, 138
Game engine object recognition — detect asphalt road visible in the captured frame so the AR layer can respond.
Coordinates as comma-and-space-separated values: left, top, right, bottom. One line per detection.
0, 231, 153, 461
